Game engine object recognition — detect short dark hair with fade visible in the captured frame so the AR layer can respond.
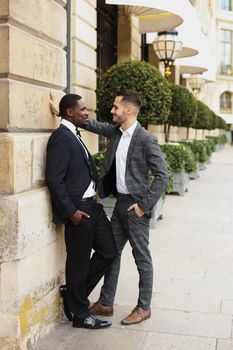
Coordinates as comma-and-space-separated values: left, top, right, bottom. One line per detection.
58, 94, 82, 117
117, 89, 142, 110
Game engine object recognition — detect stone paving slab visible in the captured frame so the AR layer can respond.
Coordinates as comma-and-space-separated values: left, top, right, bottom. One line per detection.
221, 299, 233, 314
153, 293, 221, 313
33, 323, 148, 350
143, 332, 216, 350
217, 339, 233, 350
106, 305, 232, 339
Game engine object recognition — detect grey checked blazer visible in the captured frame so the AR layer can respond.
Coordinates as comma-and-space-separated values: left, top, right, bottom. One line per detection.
85, 120, 168, 215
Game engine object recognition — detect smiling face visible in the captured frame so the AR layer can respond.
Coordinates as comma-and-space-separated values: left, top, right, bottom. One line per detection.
65, 98, 89, 126
111, 96, 130, 125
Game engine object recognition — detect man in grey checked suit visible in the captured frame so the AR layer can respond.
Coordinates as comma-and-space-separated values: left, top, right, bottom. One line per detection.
85, 90, 168, 325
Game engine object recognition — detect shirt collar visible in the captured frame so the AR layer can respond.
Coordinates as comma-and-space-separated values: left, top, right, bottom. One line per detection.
61, 119, 76, 135
120, 121, 138, 137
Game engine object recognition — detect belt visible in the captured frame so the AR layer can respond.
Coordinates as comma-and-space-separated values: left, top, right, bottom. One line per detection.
80, 196, 96, 202
117, 193, 132, 200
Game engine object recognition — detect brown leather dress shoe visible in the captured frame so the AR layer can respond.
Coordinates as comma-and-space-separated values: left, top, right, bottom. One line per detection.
121, 307, 151, 325
89, 302, 113, 316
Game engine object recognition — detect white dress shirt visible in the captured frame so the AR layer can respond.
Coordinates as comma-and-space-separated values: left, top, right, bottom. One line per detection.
61, 119, 95, 198
116, 121, 138, 194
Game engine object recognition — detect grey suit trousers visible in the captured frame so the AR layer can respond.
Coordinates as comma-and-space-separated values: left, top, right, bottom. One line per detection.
98, 194, 153, 309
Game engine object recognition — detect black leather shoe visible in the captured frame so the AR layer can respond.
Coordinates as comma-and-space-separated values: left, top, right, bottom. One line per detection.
59, 285, 73, 321
72, 315, 111, 329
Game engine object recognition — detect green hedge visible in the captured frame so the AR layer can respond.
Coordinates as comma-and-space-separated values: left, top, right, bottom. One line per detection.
205, 136, 218, 147
218, 134, 228, 145
160, 143, 197, 174
184, 140, 208, 163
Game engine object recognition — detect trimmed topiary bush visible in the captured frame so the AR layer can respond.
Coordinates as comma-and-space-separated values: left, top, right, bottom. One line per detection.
192, 100, 210, 131
191, 140, 208, 163
216, 116, 227, 130
97, 60, 172, 127
166, 84, 197, 140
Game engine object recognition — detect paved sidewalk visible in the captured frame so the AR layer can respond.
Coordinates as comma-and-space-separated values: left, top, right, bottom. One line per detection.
33, 146, 233, 350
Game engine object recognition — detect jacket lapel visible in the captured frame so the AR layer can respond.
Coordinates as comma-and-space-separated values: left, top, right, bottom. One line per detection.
109, 129, 122, 164
60, 125, 90, 166
126, 123, 141, 168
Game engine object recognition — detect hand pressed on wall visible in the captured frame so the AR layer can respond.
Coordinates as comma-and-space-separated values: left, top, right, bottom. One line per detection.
49, 92, 59, 117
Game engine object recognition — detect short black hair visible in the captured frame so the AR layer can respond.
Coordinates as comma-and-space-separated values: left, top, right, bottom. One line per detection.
117, 89, 142, 110
58, 94, 82, 116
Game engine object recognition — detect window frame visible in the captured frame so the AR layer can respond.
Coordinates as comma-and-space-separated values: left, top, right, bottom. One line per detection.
220, 91, 232, 114
220, 29, 233, 75
221, 0, 233, 11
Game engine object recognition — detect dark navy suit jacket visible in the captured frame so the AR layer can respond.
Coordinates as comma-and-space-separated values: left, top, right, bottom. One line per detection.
45, 124, 97, 224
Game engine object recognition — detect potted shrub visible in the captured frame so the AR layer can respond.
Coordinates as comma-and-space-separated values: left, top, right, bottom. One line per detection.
160, 143, 190, 196
192, 140, 208, 170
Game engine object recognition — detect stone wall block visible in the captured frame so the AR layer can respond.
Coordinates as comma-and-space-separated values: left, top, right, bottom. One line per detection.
0, 0, 9, 17
0, 80, 9, 129
0, 281, 63, 349
10, 0, 66, 46
72, 0, 96, 27
0, 188, 63, 261
0, 26, 9, 72
72, 17, 96, 49
14, 135, 32, 193
74, 86, 96, 112
0, 80, 62, 131
0, 133, 54, 194
72, 62, 96, 90
72, 39, 96, 70
0, 237, 65, 312
5, 26, 66, 87
0, 134, 14, 193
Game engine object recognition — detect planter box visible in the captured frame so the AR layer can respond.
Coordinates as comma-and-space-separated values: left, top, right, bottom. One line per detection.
216, 144, 224, 151
171, 170, 189, 196
150, 196, 164, 229
188, 167, 200, 180
100, 196, 164, 229
207, 156, 212, 164
199, 162, 207, 170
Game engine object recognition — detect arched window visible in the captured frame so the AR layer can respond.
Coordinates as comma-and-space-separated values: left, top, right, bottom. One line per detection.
220, 91, 232, 113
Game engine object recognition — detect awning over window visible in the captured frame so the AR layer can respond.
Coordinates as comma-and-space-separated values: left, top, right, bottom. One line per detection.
146, 1, 205, 59
105, 0, 183, 32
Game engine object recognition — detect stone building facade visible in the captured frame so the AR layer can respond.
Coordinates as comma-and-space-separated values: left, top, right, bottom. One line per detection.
0, 1, 67, 349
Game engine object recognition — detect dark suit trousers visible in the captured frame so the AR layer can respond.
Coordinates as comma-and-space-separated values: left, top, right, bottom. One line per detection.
64, 200, 116, 318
